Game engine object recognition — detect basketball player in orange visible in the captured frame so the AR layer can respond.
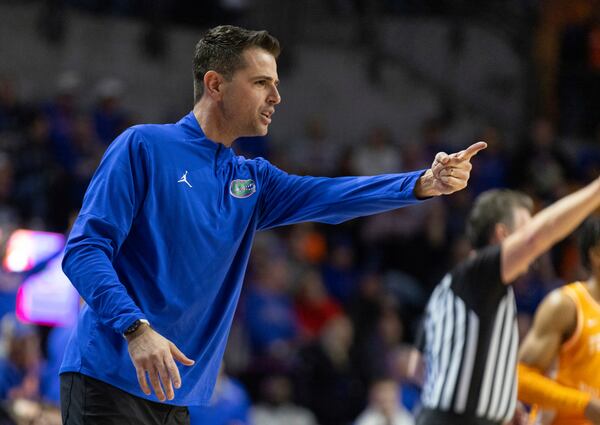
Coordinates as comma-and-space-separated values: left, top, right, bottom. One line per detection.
518, 216, 600, 424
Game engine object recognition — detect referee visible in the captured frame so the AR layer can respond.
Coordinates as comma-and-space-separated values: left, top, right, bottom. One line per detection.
417, 177, 600, 425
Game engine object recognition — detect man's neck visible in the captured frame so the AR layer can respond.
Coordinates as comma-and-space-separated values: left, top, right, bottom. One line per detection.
193, 101, 235, 147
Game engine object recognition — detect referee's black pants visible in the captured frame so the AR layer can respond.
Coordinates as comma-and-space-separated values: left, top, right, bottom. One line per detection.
60, 372, 190, 425
416, 408, 502, 425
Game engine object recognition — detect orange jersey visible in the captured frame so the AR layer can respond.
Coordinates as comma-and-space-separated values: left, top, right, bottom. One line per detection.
549, 282, 600, 425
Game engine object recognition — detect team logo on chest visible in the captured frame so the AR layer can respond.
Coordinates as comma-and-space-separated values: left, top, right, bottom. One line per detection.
229, 179, 256, 198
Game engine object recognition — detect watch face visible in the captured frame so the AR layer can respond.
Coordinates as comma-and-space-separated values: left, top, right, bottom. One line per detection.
125, 321, 140, 334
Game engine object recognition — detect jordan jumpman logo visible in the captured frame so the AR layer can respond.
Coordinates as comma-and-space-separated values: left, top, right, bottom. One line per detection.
178, 171, 192, 188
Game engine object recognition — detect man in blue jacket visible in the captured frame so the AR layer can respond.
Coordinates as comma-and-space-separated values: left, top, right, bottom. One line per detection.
59, 25, 486, 424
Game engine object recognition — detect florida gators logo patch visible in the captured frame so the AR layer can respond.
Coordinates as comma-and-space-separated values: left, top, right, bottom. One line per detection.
229, 179, 256, 198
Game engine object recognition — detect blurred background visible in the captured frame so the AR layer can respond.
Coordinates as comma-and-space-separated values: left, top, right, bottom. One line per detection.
0, 0, 599, 424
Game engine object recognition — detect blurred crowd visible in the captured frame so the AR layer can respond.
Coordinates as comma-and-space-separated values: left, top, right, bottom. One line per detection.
2, 1, 600, 424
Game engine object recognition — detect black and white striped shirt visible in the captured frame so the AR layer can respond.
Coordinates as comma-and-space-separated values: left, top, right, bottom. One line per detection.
419, 245, 518, 425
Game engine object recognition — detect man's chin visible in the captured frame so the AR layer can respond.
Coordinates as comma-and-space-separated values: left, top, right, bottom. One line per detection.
255, 125, 269, 136
238, 126, 269, 139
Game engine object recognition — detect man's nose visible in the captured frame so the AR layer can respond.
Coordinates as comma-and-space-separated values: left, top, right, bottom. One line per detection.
268, 86, 281, 105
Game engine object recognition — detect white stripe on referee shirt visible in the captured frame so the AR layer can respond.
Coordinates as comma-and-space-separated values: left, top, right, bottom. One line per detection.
422, 277, 450, 407
425, 286, 447, 406
454, 310, 479, 413
431, 286, 455, 406
487, 290, 515, 418
476, 295, 508, 416
422, 310, 435, 407
503, 338, 519, 424
440, 295, 466, 410
422, 286, 440, 407
496, 318, 519, 422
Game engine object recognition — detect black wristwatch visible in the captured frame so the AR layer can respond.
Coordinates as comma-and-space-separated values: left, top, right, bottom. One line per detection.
123, 319, 149, 337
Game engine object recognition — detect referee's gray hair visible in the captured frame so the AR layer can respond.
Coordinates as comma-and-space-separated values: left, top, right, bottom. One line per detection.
467, 189, 533, 249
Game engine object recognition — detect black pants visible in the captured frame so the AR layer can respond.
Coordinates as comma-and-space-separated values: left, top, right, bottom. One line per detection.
416, 408, 501, 425
60, 372, 190, 425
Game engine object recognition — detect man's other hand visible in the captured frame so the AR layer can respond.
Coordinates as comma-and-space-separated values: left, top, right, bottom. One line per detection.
126, 324, 195, 402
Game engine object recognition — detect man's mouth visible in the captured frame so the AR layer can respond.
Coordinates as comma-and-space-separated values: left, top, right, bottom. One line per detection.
260, 111, 273, 124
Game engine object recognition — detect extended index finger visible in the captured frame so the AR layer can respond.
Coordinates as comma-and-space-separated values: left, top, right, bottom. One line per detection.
457, 141, 487, 160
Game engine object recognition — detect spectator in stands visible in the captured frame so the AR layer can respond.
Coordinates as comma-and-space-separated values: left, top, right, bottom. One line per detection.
295, 315, 365, 425
40, 324, 73, 406
69, 115, 104, 206
358, 306, 406, 382
12, 113, 60, 228
0, 153, 18, 229
93, 78, 130, 146
43, 72, 81, 173
286, 117, 341, 176
348, 272, 385, 350
244, 258, 298, 359
189, 364, 251, 425
351, 126, 403, 175
468, 126, 509, 195
0, 78, 28, 135
321, 238, 359, 305
354, 379, 414, 425
511, 117, 573, 200
252, 374, 317, 425
294, 268, 343, 340
0, 316, 41, 401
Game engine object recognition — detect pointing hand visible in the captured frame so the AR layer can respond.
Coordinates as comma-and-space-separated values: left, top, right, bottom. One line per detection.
415, 141, 487, 198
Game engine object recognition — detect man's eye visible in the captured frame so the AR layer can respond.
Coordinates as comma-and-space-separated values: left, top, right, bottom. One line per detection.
256, 81, 266, 86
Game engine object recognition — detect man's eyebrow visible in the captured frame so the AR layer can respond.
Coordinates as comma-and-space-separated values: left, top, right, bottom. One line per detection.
253, 75, 280, 85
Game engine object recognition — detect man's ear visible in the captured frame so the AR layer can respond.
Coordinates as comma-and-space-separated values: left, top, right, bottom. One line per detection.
204, 71, 224, 99
493, 222, 510, 243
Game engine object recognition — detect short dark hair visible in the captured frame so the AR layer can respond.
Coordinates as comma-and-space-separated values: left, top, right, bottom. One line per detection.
578, 216, 600, 270
192, 25, 280, 103
467, 189, 534, 249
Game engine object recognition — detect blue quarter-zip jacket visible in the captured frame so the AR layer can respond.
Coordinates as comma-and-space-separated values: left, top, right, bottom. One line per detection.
60, 112, 426, 406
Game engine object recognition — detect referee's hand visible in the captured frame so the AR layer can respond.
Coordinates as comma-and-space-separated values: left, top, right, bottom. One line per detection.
126, 324, 195, 402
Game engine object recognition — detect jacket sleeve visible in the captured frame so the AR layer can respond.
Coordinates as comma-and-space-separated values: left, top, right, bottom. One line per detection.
62, 128, 148, 334
256, 159, 427, 231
